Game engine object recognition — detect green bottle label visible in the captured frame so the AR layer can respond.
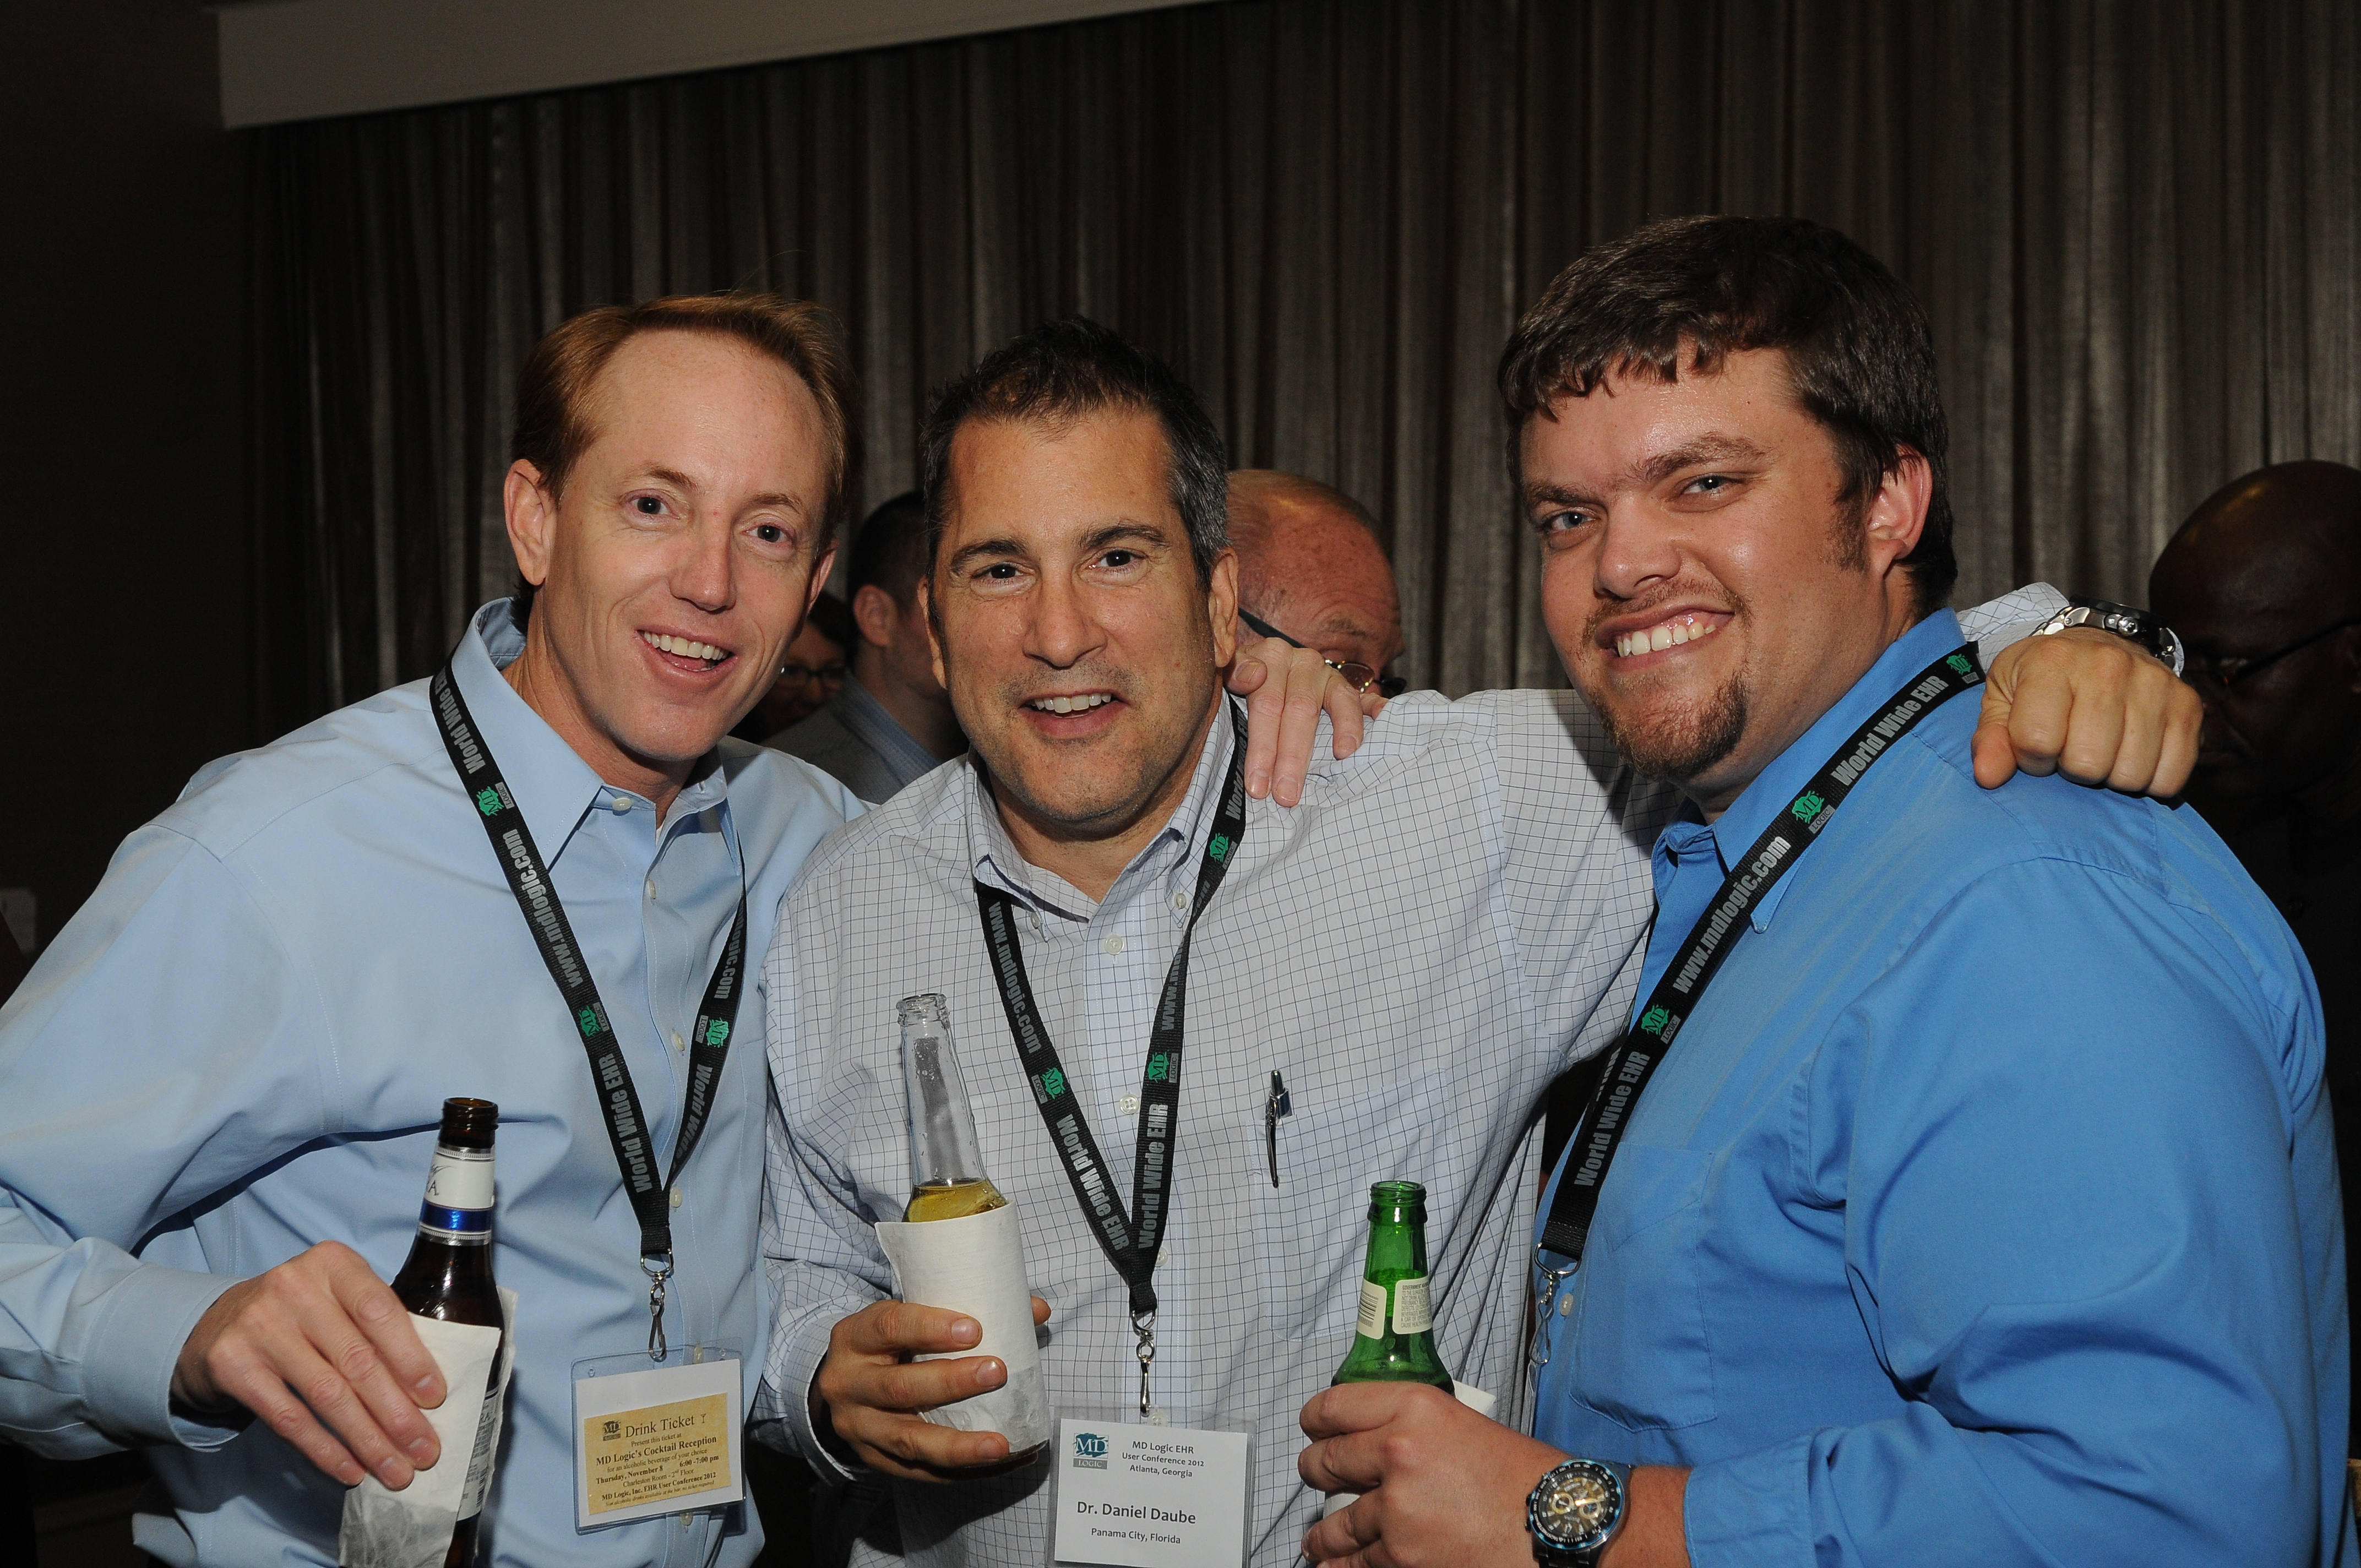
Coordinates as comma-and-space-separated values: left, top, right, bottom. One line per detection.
1357, 1280, 1386, 1338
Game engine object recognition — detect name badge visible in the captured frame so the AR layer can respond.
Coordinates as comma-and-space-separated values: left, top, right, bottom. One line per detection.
1049, 1416, 1251, 1567
570, 1346, 743, 1531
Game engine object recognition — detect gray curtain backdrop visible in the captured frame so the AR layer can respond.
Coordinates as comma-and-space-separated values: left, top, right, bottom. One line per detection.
249, 0, 2361, 735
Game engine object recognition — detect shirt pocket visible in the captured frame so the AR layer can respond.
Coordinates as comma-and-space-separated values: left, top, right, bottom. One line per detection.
1569, 1142, 1718, 1433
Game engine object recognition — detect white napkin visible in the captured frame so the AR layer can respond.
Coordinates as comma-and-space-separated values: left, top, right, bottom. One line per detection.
875, 1205, 1053, 1451
338, 1289, 516, 1568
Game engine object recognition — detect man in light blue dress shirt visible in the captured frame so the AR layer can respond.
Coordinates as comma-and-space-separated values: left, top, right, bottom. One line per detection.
0, 296, 871, 1567
1299, 218, 2352, 1566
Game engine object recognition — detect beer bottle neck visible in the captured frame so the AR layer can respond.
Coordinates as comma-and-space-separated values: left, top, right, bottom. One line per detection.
1362, 1213, 1429, 1280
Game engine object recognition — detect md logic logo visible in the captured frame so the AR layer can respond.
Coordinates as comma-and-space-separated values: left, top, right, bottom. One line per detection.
1072, 1431, 1109, 1469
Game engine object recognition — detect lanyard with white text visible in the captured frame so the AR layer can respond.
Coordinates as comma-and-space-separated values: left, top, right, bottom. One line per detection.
431, 658, 748, 1360
974, 704, 1248, 1417
1535, 645, 1984, 1300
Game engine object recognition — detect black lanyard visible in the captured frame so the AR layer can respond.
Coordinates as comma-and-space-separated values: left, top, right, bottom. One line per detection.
1539, 645, 1984, 1268
974, 704, 1247, 1412
431, 658, 748, 1358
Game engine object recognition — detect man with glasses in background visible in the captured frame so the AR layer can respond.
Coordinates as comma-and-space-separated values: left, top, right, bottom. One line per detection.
2152, 458, 2361, 1473
738, 589, 856, 739
1227, 470, 1408, 698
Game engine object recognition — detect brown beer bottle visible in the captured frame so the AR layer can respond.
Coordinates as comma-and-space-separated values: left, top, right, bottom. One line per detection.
391, 1097, 504, 1568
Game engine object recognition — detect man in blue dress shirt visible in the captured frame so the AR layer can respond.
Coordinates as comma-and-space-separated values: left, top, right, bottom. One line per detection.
1298, 217, 2353, 1566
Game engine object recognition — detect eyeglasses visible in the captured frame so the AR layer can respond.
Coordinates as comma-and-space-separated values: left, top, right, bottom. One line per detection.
2180, 617, 2361, 693
778, 662, 848, 689
1237, 609, 1407, 698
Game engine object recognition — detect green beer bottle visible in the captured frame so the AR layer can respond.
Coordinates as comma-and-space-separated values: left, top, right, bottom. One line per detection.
1331, 1180, 1455, 1390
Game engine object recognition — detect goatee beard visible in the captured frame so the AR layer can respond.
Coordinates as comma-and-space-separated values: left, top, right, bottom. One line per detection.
1597, 673, 1750, 785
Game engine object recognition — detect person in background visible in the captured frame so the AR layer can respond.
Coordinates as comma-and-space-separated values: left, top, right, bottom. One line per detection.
2150, 457, 2361, 1461
768, 491, 966, 802
1226, 469, 1405, 695
737, 590, 855, 741
1296, 215, 2346, 1568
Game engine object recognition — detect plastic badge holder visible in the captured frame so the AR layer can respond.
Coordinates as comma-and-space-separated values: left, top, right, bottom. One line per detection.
569, 1344, 744, 1533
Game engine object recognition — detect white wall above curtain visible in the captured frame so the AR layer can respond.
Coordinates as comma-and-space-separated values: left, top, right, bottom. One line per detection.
248, 0, 2361, 731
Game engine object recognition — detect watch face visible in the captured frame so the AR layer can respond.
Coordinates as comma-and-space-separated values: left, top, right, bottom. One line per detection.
1533, 1461, 1623, 1548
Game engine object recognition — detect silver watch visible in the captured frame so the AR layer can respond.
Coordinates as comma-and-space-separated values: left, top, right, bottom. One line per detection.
1527, 1457, 1629, 1566
2033, 597, 2186, 678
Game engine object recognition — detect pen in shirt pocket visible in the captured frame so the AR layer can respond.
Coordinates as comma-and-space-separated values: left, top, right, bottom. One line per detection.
1265, 1070, 1292, 1188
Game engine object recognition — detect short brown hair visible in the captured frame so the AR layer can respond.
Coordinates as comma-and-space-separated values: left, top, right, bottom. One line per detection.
509, 293, 856, 622
1498, 216, 1956, 613
918, 317, 1230, 586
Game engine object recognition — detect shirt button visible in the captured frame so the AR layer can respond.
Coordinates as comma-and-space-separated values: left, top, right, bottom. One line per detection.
1171, 891, 1188, 911
1119, 1094, 1140, 1115
645, 879, 656, 900
1103, 935, 1124, 955
670, 1186, 684, 1209
610, 796, 632, 814
671, 1031, 686, 1052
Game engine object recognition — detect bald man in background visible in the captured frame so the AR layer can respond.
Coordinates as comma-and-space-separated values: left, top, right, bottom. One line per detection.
2151, 458, 2361, 1455
1227, 469, 1404, 689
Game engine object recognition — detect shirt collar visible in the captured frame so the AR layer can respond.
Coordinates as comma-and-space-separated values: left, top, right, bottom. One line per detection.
449, 599, 731, 862
967, 700, 1239, 925
1693, 608, 1969, 932
830, 675, 945, 792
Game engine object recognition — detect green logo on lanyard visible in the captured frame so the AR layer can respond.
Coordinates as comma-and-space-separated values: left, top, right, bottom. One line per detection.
1790, 791, 1826, 824
1638, 1005, 1672, 1037
1208, 834, 1232, 863
474, 787, 503, 817
576, 1005, 600, 1037
1146, 1052, 1170, 1082
1946, 652, 1973, 677
1040, 1067, 1067, 1099
704, 1019, 730, 1047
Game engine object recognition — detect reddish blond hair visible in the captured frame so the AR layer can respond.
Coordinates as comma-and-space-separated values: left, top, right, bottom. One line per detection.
510, 292, 856, 525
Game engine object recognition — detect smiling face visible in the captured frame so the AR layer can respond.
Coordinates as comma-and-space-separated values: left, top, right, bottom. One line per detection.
923, 408, 1238, 874
1523, 346, 1927, 814
504, 330, 835, 796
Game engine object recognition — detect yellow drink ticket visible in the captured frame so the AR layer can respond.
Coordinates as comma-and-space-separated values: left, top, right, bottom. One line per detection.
570, 1349, 743, 1531
584, 1392, 732, 1516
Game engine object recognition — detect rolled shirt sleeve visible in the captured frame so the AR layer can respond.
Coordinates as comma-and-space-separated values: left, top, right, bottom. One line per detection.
0, 825, 335, 1454
1682, 857, 2333, 1567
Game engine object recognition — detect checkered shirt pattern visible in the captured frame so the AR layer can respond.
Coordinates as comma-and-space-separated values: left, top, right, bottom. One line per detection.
759, 689, 1674, 1566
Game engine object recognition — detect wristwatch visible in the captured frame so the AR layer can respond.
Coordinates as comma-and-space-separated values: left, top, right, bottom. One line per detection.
1527, 1457, 1630, 1566
2033, 597, 2186, 678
